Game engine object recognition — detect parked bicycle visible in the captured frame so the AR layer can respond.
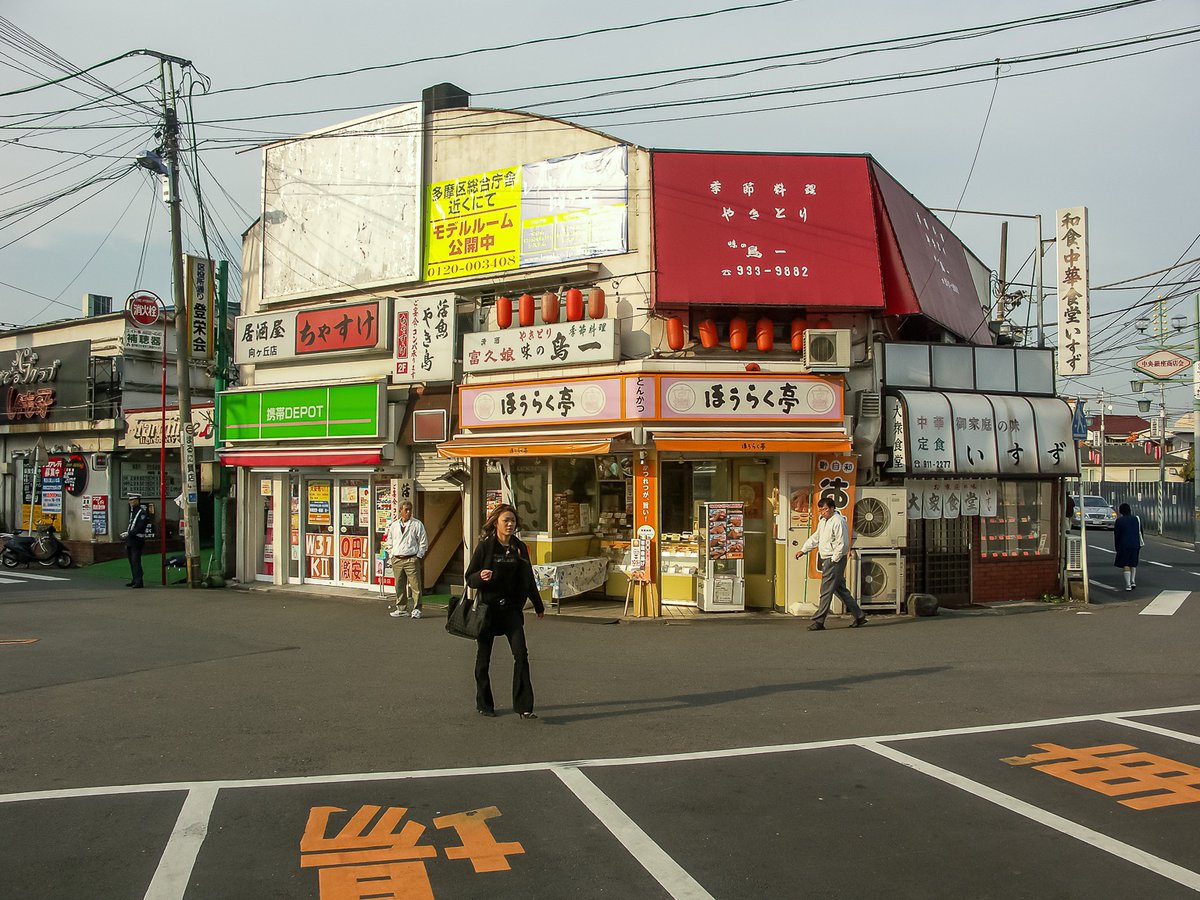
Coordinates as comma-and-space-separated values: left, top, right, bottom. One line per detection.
1, 525, 72, 568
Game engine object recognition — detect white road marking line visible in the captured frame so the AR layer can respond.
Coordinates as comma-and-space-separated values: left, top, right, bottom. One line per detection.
6, 702, 1200, 805
143, 785, 217, 900
1146, 561, 1171, 568
1191, 573, 1200, 578
0, 571, 70, 581
1099, 716, 1200, 746
1139, 590, 1189, 616
0, 577, 26, 584
1091, 546, 1115, 553
1089, 580, 1116, 592
860, 742, 1200, 892
555, 767, 714, 900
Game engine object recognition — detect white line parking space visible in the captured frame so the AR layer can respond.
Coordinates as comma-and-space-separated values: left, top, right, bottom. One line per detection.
5, 702, 1200, 899
1140, 590, 1190, 616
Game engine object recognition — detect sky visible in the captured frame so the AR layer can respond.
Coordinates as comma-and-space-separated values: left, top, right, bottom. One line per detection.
2, 0, 1197, 422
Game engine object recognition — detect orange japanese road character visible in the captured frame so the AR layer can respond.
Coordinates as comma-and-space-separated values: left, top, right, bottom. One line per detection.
434, 806, 525, 873
1003, 742, 1200, 810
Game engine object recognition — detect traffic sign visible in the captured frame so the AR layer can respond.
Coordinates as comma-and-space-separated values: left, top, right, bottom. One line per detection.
1133, 348, 1191, 379
1072, 399, 1088, 442
125, 291, 163, 328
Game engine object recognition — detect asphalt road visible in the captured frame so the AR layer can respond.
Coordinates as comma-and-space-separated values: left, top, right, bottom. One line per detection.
1, 545, 1197, 899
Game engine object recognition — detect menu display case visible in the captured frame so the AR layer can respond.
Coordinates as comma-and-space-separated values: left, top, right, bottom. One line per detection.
696, 501, 745, 612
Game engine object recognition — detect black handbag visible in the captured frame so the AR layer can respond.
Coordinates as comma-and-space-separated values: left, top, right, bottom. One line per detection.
446, 587, 490, 640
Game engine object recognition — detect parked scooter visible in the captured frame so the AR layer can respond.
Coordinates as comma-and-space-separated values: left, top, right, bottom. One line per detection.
1, 525, 72, 568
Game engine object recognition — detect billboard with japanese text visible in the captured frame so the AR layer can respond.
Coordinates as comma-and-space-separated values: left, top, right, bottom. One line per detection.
424, 145, 628, 281
651, 152, 885, 308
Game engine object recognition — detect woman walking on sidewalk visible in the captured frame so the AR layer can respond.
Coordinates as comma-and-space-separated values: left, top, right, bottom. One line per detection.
464, 503, 545, 719
1113, 502, 1143, 591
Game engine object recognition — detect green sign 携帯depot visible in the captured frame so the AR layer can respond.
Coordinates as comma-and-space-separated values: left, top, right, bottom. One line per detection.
219, 382, 382, 442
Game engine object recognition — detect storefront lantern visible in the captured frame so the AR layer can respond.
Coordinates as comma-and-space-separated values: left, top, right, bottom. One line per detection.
541, 291, 560, 324
666, 316, 686, 351
815, 315, 833, 329
790, 316, 808, 352
566, 288, 584, 321
496, 296, 513, 329
588, 286, 606, 319
729, 317, 748, 351
518, 293, 536, 327
756, 318, 774, 352
698, 318, 719, 349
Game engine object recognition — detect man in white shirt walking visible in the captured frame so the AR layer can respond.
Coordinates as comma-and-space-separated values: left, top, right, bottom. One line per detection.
794, 496, 867, 631
384, 500, 429, 619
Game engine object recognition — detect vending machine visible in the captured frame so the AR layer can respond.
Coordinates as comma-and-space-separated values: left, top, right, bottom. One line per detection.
696, 501, 746, 612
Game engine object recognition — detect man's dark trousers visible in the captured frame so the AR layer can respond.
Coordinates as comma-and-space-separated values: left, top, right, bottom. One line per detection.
127, 537, 144, 587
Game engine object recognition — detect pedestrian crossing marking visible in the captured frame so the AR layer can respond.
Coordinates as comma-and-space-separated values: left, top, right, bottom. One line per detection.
1140, 590, 1189, 616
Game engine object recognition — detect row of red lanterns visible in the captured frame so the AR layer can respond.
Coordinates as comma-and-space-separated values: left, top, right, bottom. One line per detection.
664, 314, 833, 352
496, 288, 607, 328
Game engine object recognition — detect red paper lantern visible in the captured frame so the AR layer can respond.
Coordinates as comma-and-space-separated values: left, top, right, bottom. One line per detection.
565, 288, 584, 321
665, 316, 686, 351
541, 291, 559, 324
814, 316, 833, 330
496, 296, 512, 329
518, 293, 535, 327
588, 286, 606, 319
790, 316, 808, 352
698, 319, 719, 349
756, 317, 774, 352
729, 317, 748, 351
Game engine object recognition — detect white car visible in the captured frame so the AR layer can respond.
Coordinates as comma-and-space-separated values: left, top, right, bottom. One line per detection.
1070, 495, 1117, 530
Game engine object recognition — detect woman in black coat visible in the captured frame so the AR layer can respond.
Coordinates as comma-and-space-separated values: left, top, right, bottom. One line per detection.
464, 503, 545, 719
1113, 502, 1142, 591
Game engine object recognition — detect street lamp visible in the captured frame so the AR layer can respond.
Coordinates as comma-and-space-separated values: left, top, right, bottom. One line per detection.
1131, 380, 1143, 393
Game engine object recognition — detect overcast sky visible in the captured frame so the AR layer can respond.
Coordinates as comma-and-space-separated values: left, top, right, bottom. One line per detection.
2, 0, 1197, 419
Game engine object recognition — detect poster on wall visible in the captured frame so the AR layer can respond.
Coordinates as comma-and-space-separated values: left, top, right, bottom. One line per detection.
308, 483, 331, 526
91, 495, 108, 535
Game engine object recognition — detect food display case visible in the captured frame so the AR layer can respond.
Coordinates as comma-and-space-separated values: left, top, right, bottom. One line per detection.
696, 501, 746, 612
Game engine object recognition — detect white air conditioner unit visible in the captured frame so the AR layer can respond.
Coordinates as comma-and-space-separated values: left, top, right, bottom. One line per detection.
850, 549, 904, 613
803, 328, 851, 370
852, 487, 907, 549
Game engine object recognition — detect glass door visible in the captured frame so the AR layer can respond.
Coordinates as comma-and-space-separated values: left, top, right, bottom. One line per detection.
304, 477, 335, 583
252, 474, 275, 581
336, 478, 371, 586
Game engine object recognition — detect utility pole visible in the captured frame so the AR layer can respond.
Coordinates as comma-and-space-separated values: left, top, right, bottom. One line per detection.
1192, 293, 1199, 552
1159, 382, 1167, 534
996, 221, 1009, 322
153, 53, 201, 587
1098, 389, 1107, 487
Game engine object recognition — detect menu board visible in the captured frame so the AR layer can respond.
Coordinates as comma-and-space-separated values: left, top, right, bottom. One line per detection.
706, 502, 745, 560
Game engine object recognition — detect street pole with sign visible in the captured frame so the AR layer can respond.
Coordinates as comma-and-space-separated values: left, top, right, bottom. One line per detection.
1072, 399, 1090, 605
125, 291, 168, 585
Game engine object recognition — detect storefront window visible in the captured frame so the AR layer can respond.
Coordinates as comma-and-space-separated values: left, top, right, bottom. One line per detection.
337, 479, 371, 585
733, 460, 768, 576
512, 460, 547, 533
661, 460, 730, 534
288, 479, 300, 579
552, 457, 596, 535
980, 481, 1052, 558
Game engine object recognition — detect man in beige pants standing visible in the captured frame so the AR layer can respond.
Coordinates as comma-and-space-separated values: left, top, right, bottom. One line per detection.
384, 501, 429, 619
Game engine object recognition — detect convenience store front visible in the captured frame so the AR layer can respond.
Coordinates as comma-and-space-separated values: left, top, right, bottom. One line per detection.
219, 380, 407, 591
439, 369, 850, 612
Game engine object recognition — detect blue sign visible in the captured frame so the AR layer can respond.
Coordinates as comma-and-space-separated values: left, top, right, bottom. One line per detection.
1071, 399, 1088, 442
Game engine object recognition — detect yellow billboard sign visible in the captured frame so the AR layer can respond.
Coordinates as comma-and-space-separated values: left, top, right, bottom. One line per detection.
425, 167, 521, 281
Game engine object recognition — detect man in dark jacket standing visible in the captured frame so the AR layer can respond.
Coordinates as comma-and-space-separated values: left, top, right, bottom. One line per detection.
122, 494, 150, 588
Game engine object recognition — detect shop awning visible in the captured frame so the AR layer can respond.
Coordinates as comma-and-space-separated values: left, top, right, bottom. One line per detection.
219, 447, 382, 468
437, 431, 627, 458
650, 430, 851, 453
